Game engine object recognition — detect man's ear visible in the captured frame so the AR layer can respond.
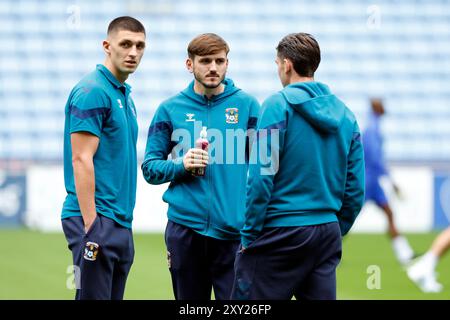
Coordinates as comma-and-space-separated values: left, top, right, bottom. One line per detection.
284, 58, 292, 74
103, 40, 111, 55
186, 58, 193, 73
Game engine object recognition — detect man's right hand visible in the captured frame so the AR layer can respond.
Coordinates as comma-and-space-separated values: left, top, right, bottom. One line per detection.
183, 148, 209, 173
83, 214, 98, 234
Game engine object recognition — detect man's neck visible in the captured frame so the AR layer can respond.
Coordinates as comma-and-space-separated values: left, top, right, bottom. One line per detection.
194, 81, 225, 100
103, 60, 128, 84
289, 75, 314, 85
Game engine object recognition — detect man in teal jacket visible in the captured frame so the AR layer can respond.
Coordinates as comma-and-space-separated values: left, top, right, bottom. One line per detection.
232, 33, 365, 300
141, 33, 260, 300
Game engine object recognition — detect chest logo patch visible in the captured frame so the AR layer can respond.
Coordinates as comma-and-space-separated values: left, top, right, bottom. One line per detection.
185, 113, 195, 122
225, 108, 239, 124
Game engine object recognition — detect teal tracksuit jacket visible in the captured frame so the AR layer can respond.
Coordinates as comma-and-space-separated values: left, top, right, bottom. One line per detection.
241, 81, 365, 247
142, 79, 260, 240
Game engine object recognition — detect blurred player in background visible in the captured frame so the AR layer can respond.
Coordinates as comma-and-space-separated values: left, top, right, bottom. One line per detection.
61, 16, 146, 299
141, 33, 260, 300
407, 226, 450, 293
232, 33, 365, 300
362, 98, 415, 265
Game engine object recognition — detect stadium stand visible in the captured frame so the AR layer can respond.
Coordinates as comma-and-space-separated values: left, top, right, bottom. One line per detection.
0, 0, 449, 161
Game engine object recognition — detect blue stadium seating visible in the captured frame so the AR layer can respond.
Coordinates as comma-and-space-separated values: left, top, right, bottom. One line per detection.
0, 0, 449, 161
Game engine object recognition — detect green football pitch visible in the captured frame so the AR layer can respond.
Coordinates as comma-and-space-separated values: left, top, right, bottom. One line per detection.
0, 229, 449, 299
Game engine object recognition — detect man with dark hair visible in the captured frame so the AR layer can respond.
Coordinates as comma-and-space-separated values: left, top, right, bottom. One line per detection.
231, 33, 365, 300
141, 33, 260, 300
61, 16, 146, 300
107, 16, 146, 35
363, 98, 415, 266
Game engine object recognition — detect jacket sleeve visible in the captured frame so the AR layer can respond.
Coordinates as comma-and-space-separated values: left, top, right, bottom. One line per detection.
241, 95, 286, 248
141, 105, 188, 185
337, 121, 365, 236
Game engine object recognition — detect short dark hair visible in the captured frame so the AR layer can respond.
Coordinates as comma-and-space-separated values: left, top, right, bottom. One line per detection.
187, 33, 229, 59
107, 16, 146, 36
276, 33, 321, 77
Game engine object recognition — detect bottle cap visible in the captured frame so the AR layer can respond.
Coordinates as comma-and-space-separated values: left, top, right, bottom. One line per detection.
200, 126, 207, 139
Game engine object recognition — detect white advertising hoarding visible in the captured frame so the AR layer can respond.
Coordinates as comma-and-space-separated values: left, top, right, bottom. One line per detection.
25, 165, 434, 233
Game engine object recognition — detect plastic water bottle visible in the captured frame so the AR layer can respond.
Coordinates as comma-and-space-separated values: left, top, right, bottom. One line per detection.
194, 126, 208, 176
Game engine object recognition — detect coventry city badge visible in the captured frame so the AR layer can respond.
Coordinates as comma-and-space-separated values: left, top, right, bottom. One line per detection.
225, 108, 239, 124
83, 241, 99, 261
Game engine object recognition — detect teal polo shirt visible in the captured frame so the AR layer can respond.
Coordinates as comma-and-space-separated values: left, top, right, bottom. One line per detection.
61, 64, 138, 229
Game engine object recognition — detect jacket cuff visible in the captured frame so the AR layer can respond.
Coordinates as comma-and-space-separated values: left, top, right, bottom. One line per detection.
173, 157, 188, 179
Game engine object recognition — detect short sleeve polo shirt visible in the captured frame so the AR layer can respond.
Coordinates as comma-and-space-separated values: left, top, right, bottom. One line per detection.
61, 64, 138, 229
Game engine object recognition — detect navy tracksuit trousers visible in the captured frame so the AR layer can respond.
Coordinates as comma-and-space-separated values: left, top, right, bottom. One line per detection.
165, 220, 239, 300
62, 214, 134, 300
232, 222, 342, 300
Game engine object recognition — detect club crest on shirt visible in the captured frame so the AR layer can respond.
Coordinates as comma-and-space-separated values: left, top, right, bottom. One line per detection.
83, 241, 99, 261
225, 108, 239, 124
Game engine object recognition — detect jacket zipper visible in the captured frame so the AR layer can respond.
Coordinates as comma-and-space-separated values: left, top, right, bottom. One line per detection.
206, 98, 212, 233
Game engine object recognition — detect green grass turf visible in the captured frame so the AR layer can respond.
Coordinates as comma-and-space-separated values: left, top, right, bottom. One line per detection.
0, 229, 449, 299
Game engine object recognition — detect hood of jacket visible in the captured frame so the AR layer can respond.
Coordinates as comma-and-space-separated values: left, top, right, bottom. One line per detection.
281, 82, 346, 133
